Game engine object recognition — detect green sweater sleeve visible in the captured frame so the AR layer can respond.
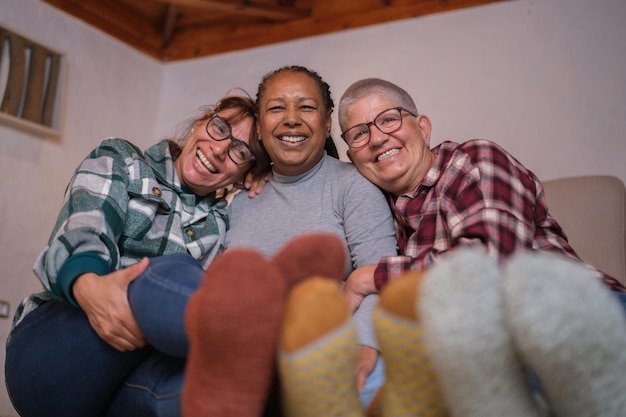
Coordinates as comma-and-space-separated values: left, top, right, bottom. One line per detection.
56, 252, 111, 307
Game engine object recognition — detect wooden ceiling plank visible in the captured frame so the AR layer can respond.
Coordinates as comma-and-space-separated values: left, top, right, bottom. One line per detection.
162, 0, 506, 60
43, 0, 163, 50
169, 0, 501, 48
146, 0, 310, 20
45, 0, 507, 61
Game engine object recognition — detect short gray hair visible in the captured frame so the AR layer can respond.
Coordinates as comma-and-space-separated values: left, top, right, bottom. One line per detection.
338, 78, 418, 132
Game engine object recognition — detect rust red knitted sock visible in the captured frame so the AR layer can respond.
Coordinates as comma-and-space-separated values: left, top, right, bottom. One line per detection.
182, 248, 287, 417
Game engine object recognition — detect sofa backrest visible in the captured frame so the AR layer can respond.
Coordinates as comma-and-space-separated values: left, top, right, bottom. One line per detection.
543, 175, 626, 285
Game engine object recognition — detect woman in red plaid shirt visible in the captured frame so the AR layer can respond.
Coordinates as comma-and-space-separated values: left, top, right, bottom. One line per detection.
338, 77, 625, 303
336, 77, 626, 416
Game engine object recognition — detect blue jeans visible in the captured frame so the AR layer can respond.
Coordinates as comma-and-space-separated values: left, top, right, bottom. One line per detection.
5, 253, 203, 417
361, 357, 385, 410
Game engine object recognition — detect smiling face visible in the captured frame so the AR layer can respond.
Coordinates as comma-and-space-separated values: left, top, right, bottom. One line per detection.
345, 94, 435, 196
174, 108, 255, 196
257, 71, 331, 176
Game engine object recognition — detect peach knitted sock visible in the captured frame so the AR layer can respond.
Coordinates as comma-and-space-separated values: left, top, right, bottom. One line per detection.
182, 249, 287, 417
370, 271, 449, 417
279, 277, 364, 417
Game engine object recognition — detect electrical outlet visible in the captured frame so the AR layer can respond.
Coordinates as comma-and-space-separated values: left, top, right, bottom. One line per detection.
0, 300, 10, 318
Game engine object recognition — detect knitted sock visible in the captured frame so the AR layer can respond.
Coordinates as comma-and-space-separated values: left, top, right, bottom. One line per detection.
182, 248, 287, 417
267, 232, 346, 415
419, 248, 542, 417
279, 277, 364, 417
502, 251, 626, 417
271, 233, 346, 289
369, 271, 448, 417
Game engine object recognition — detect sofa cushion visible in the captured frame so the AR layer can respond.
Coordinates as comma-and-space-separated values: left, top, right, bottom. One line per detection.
543, 175, 626, 285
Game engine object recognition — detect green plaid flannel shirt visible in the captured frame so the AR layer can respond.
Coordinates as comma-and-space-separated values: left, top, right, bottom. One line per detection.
14, 138, 228, 327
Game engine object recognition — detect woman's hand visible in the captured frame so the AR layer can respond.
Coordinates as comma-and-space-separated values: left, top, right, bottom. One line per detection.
246, 172, 270, 198
356, 345, 379, 393
234, 170, 271, 198
344, 264, 379, 313
73, 258, 150, 351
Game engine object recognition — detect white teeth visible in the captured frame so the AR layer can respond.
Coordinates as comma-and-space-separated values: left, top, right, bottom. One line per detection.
279, 135, 306, 143
196, 149, 217, 173
377, 148, 399, 161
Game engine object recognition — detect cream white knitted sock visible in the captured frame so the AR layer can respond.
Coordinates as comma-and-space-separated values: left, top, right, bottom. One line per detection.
502, 251, 626, 417
419, 248, 542, 417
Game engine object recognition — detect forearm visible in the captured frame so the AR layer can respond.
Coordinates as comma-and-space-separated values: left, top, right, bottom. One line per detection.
352, 294, 380, 350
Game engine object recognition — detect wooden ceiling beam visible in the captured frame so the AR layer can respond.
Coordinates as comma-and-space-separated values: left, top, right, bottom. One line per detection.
162, 4, 178, 47
146, 0, 310, 21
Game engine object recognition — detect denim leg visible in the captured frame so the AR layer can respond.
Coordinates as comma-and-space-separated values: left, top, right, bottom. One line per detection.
128, 253, 204, 358
5, 300, 151, 417
105, 357, 286, 417
105, 352, 185, 417
360, 357, 385, 410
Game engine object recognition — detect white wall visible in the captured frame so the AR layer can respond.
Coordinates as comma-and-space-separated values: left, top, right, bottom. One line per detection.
155, 0, 626, 185
1, 0, 625, 415
0, 1, 164, 415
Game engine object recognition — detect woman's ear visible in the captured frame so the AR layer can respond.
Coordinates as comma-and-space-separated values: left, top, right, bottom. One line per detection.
417, 114, 433, 146
191, 120, 204, 136
326, 111, 332, 136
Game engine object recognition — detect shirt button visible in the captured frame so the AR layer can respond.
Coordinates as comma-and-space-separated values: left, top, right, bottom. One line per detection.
152, 187, 162, 197
186, 228, 196, 238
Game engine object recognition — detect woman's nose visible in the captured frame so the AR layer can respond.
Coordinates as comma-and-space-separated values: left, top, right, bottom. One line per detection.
283, 107, 301, 125
368, 125, 388, 147
211, 140, 229, 160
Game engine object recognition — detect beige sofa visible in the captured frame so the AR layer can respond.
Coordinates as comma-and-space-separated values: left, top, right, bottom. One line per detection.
543, 175, 626, 285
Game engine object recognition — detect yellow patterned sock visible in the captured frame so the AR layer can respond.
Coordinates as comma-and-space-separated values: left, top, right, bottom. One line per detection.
279, 277, 365, 417
371, 272, 449, 417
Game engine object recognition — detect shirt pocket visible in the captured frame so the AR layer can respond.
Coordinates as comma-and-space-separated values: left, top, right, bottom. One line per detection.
123, 178, 174, 240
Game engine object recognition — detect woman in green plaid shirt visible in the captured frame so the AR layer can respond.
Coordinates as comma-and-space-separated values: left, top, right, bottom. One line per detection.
6, 94, 270, 417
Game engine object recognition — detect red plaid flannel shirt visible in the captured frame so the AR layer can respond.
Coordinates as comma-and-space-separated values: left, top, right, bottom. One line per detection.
374, 139, 626, 293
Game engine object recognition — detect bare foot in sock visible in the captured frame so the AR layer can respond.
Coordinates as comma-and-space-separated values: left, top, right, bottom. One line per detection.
271, 233, 346, 289
182, 249, 287, 417
502, 251, 626, 417
279, 277, 364, 417
371, 271, 448, 417
419, 248, 542, 417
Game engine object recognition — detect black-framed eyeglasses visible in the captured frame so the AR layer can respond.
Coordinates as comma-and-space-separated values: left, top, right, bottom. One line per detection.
341, 107, 417, 149
205, 114, 256, 165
